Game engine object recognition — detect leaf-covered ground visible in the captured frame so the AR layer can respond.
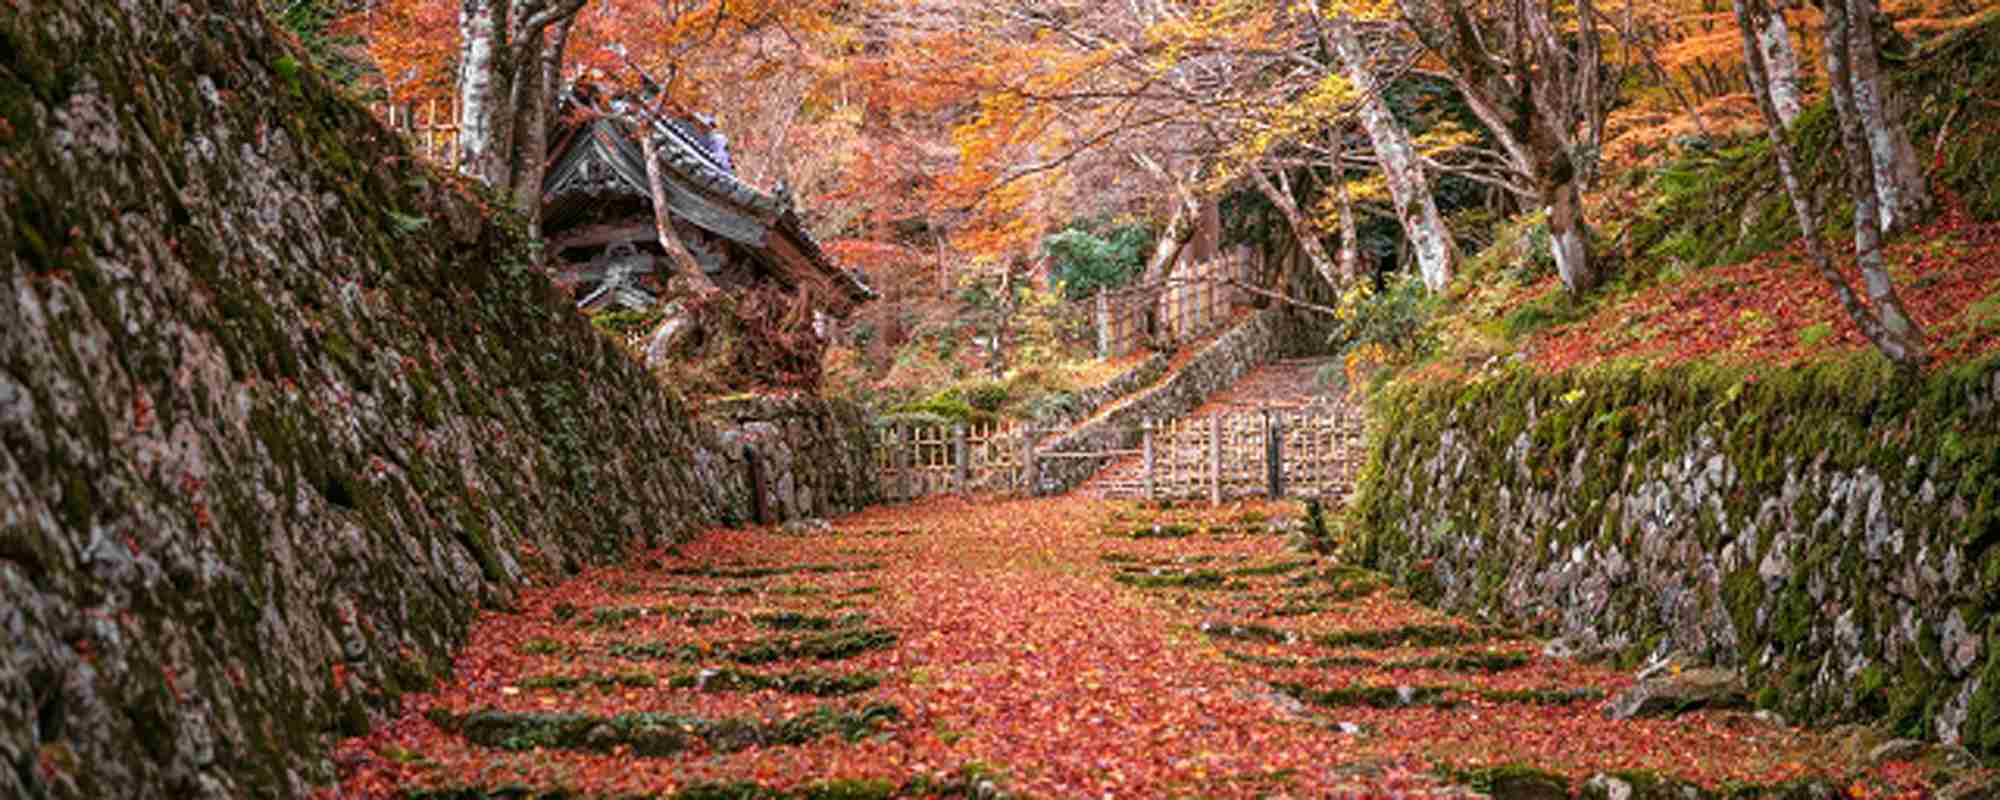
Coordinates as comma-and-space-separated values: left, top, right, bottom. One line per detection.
1524, 202, 2000, 374
326, 497, 1954, 798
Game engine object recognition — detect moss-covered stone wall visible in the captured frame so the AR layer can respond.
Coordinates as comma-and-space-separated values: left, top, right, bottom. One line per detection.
1353, 357, 2000, 754
0, 1, 875, 797
697, 396, 879, 523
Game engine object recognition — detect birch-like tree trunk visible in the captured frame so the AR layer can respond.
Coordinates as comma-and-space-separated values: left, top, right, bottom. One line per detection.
505, 16, 574, 239
456, 0, 511, 187
1747, 0, 1805, 127
1331, 13, 1455, 293
1331, 129, 1361, 284
1134, 156, 1204, 285
1396, 0, 1616, 296
1735, 0, 1925, 369
456, 0, 589, 202
1834, 0, 1931, 233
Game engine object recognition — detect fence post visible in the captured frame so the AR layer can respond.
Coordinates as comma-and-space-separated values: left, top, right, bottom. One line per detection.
1142, 419, 1156, 501
953, 424, 970, 495
1096, 289, 1111, 358
1022, 430, 1039, 497
897, 424, 914, 502
1208, 415, 1222, 507
1265, 408, 1283, 499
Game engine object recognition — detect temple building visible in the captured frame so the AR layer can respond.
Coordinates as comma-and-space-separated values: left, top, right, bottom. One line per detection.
539, 104, 873, 318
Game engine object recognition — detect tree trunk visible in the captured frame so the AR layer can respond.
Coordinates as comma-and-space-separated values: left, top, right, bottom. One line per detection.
456, 0, 512, 186
1331, 130, 1361, 284
1134, 156, 1203, 286
506, 16, 573, 239
456, 0, 587, 198
1545, 175, 1596, 294
1823, 0, 1927, 360
1749, 0, 1805, 128
1838, 0, 1932, 233
1332, 13, 1455, 293
1736, 0, 1925, 369
1249, 167, 1342, 294
641, 130, 722, 295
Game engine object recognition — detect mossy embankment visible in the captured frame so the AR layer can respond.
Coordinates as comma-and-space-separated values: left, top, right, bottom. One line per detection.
1353, 354, 2000, 754
1348, 11, 2000, 759
0, 0, 795, 796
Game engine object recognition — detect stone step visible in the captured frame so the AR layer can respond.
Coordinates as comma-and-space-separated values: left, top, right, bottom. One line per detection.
402, 767, 1010, 799
425, 702, 903, 758
1221, 648, 1535, 674
606, 627, 899, 664
1200, 620, 1526, 649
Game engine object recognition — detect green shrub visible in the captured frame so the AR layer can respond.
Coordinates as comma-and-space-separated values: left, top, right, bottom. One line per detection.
961, 381, 1010, 413
1043, 219, 1152, 301
588, 308, 663, 336
1330, 274, 1442, 358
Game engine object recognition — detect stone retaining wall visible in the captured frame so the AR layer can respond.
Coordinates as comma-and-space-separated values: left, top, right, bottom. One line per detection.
1353, 359, 2000, 754
696, 396, 879, 524
0, 5, 878, 797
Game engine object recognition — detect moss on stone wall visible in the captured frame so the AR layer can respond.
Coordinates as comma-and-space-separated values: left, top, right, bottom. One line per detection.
0, 2, 875, 798
1354, 354, 2000, 752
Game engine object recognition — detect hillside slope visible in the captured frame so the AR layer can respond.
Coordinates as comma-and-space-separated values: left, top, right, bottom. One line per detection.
2, 2, 739, 797
1418, 11, 2000, 381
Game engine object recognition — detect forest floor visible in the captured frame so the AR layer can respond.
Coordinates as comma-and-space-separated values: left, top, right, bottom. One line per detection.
325, 497, 1950, 799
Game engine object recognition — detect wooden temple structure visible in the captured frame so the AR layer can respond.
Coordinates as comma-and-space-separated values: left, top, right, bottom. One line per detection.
540, 105, 873, 318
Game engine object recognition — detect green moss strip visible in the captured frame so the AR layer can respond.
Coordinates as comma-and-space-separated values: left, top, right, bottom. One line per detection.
1114, 570, 1230, 590
402, 764, 1008, 799
516, 672, 658, 691
1201, 622, 1296, 644
428, 702, 901, 757
1285, 566, 1389, 592
1124, 524, 1197, 539
1439, 765, 1845, 800
1229, 559, 1318, 577
1222, 649, 1533, 673
660, 562, 884, 580
1314, 623, 1521, 649
1200, 621, 1520, 649
608, 628, 899, 664
667, 668, 881, 697
1272, 681, 1603, 710
1448, 765, 1570, 798
749, 611, 869, 631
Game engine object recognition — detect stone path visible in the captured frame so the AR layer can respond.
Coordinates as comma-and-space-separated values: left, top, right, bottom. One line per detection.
327, 497, 1942, 798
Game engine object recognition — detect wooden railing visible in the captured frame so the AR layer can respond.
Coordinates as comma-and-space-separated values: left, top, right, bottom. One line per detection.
874, 400, 1366, 505
873, 419, 1031, 501
1130, 402, 1366, 503
1094, 250, 1248, 359
371, 100, 461, 169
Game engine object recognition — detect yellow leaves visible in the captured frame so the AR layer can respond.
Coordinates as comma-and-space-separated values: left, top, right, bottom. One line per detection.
1412, 120, 1483, 156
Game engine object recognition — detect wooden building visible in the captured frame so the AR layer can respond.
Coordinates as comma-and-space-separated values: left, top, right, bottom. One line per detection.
540, 108, 873, 317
